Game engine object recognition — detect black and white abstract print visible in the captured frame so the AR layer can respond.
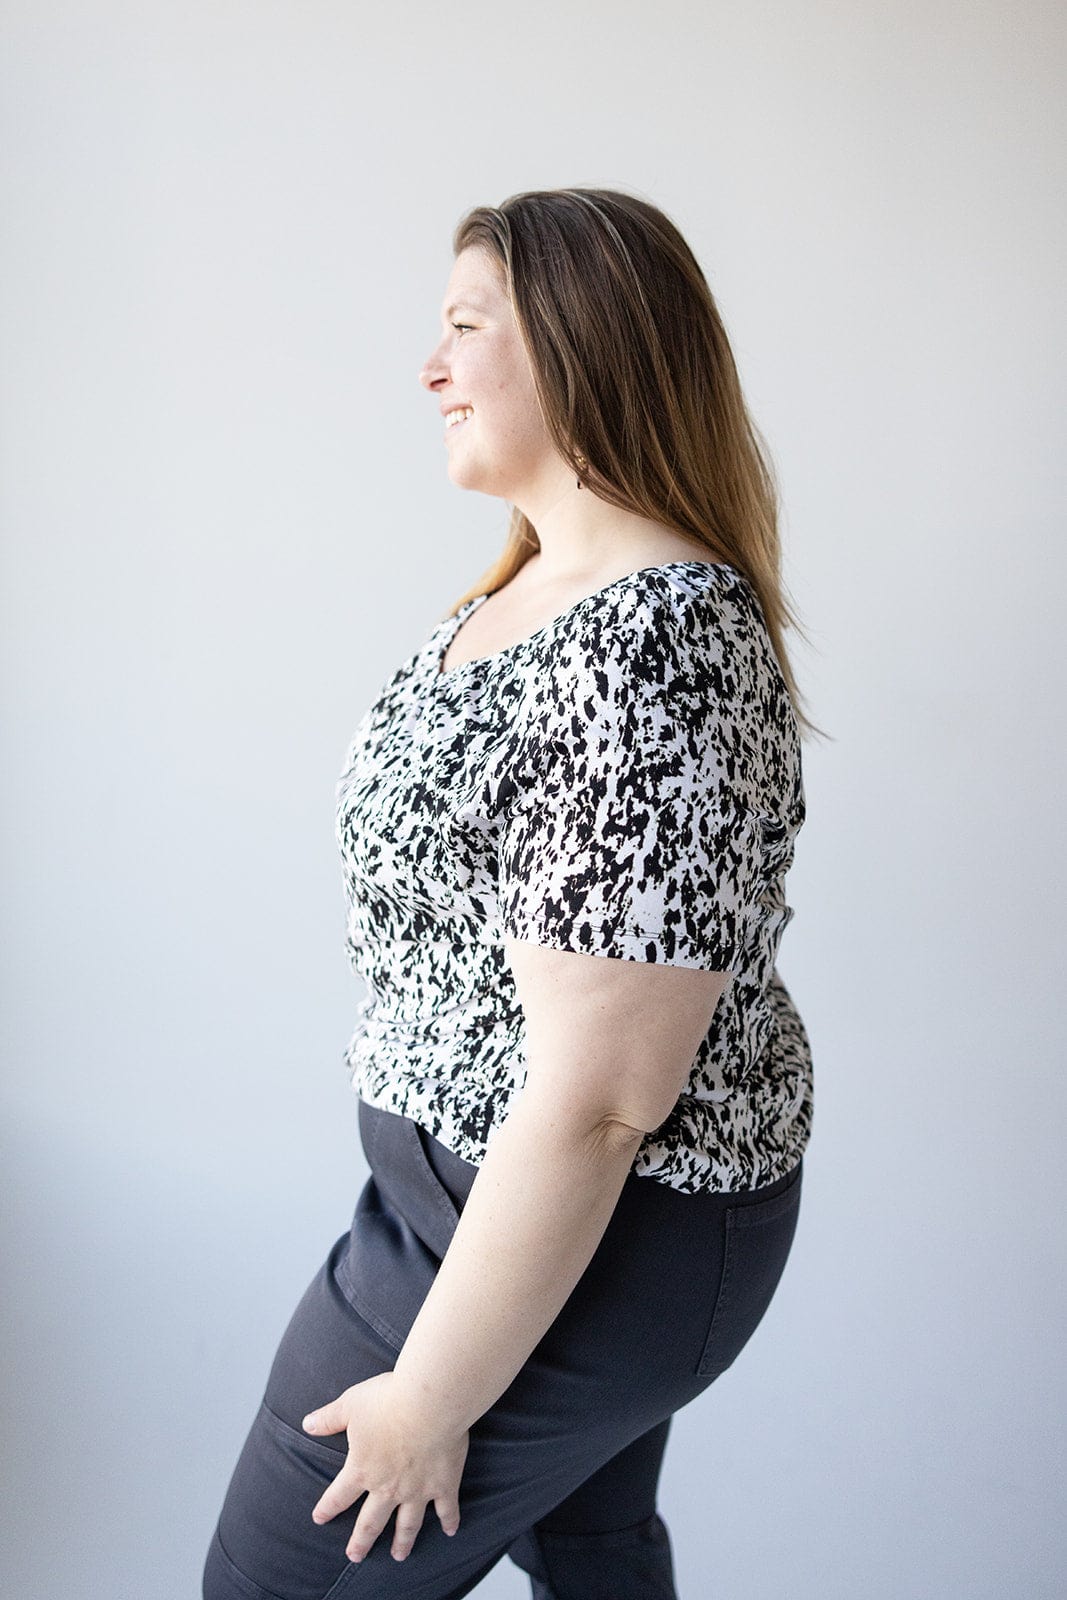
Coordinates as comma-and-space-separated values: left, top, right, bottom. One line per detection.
335, 561, 813, 1194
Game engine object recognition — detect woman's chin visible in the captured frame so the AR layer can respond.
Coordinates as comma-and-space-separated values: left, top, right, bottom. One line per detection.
447, 460, 500, 496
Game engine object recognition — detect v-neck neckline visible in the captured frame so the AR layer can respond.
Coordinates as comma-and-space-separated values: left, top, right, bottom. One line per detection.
432, 560, 739, 684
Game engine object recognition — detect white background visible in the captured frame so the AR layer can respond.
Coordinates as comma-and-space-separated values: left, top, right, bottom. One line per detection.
2, 2, 1064, 1596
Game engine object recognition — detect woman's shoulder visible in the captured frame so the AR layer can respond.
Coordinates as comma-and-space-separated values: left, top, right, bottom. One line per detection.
522, 559, 794, 779
549, 558, 768, 691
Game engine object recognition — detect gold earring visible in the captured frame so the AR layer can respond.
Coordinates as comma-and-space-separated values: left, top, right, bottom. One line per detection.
575, 452, 588, 489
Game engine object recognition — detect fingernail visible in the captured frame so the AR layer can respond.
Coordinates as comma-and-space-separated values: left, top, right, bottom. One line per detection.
303, 1415, 317, 1431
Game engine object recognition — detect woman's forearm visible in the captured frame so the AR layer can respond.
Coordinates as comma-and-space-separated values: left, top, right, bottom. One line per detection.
389, 1091, 644, 1437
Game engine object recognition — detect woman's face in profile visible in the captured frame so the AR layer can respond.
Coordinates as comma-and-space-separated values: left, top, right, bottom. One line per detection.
420, 245, 556, 500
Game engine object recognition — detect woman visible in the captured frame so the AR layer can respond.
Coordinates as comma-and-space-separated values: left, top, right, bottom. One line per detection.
203, 186, 820, 1600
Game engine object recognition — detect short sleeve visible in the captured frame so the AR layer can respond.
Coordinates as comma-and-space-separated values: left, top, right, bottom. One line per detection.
496, 582, 767, 973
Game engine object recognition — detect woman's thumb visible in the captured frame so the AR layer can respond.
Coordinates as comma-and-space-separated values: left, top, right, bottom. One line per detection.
302, 1396, 344, 1435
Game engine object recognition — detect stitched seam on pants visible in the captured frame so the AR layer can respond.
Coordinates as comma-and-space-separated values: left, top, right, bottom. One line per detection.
534, 1511, 661, 1550
729, 1164, 802, 1227
335, 1250, 404, 1353
212, 1524, 292, 1600
405, 1116, 463, 1235
259, 1400, 348, 1466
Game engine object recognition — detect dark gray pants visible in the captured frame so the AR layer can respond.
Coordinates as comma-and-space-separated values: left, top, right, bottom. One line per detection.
202, 1099, 803, 1599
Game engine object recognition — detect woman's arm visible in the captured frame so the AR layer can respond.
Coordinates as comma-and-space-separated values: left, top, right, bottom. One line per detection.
389, 939, 730, 1437
391, 1089, 642, 1435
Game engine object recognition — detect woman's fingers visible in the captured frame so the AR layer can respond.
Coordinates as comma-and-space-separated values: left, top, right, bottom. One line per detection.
317, 1480, 456, 1561
389, 1502, 427, 1561
311, 1463, 365, 1524
301, 1376, 466, 1560
346, 1491, 415, 1563
436, 1494, 461, 1536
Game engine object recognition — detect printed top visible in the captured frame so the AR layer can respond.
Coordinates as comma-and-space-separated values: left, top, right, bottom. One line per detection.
334, 559, 813, 1194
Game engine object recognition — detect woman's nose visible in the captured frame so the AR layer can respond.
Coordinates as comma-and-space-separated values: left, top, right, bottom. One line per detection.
419, 345, 449, 390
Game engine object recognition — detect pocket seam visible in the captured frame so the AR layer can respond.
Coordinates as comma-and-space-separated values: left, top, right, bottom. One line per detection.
336, 1249, 405, 1354
259, 1399, 350, 1467
694, 1173, 802, 1377
212, 1522, 294, 1600
405, 1116, 463, 1234
728, 1165, 802, 1229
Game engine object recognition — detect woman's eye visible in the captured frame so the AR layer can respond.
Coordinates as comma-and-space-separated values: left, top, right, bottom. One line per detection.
452, 322, 474, 335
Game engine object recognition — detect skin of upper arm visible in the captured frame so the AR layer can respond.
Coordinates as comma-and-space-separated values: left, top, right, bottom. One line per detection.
503, 935, 732, 1142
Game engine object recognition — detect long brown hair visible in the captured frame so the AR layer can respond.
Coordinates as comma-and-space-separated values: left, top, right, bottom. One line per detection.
446, 186, 827, 743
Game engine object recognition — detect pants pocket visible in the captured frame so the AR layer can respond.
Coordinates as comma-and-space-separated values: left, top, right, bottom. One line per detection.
694, 1161, 803, 1377
338, 1106, 464, 1355
210, 1400, 357, 1600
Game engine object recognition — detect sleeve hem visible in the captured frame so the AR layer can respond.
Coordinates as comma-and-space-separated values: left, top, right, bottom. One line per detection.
501, 926, 739, 975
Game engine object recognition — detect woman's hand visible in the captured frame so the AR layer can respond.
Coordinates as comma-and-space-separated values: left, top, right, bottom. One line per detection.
301, 1370, 469, 1564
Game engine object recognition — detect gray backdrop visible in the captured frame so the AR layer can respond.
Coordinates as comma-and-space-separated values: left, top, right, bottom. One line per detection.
2, 2, 1064, 1596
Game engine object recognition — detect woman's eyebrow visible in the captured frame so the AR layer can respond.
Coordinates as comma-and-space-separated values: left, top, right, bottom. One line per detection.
442, 299, 490, 320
